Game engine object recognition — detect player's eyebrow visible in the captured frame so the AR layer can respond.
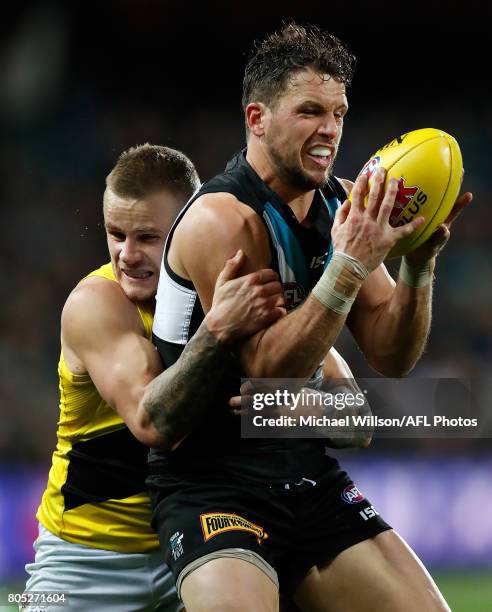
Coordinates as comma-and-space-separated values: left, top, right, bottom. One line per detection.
105, 224, 162, 235
296, 99, 349, 113
104, 223, 121, 232
297, 100, 326, 110
135, 226, 163, 235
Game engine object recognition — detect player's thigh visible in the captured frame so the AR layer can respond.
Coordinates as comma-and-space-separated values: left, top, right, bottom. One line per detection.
294, 530, 450, 612
181, 556, 278, 612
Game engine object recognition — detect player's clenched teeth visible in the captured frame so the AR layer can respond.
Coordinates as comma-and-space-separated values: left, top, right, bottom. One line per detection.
308, 146, 332, 157
306, 146, 333, 168
122, 270, 153, 280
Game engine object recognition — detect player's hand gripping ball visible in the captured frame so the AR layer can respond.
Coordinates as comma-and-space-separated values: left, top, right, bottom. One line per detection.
356, 128, 463, 258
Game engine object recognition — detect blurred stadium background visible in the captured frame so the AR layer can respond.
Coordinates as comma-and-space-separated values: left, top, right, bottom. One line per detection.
1, 1, 491, 610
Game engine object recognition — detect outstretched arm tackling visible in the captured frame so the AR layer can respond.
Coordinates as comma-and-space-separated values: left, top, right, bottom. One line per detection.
139, 254, 286, 450
62, 252, 286, 451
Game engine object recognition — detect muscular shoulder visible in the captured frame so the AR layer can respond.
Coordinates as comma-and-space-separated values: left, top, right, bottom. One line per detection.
61, 276, 144, 371
180, 192, 265, 240
171, 192, 271, 275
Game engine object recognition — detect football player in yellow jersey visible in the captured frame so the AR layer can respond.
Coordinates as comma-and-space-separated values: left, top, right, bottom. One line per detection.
24, 144, 287, 612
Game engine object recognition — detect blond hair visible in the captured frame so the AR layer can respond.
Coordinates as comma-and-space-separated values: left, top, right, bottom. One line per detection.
105, 143, 200, 201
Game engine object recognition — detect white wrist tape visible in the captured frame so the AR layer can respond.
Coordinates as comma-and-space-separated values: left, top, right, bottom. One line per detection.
312, 251, 369, 315
399, 256, 434, 288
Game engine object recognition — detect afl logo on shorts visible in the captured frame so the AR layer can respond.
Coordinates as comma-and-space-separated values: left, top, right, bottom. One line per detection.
341, 484, 365, 504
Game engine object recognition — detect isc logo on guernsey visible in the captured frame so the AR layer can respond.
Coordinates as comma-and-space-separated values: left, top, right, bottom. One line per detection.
341, 484, 365, 504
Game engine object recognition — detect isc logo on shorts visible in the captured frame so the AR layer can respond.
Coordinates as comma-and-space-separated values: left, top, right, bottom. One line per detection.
341, 484, 365, 504
200, 513, 268, 545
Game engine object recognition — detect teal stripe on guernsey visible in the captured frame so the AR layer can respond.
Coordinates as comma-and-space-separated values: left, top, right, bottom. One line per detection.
264, 202, 309, 287
320, 192, 340, 269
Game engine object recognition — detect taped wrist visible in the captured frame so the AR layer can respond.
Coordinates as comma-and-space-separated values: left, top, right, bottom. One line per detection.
312, 251, 369, 315
399, 256, 434, 288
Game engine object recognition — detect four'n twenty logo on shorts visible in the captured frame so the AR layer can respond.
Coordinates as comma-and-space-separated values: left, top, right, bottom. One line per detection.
341, 484, 365, 504
200, 513, 268, 545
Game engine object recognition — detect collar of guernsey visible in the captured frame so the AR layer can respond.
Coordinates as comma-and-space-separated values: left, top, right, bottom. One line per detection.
36, 262, 159, 553
226, 150, 343, 288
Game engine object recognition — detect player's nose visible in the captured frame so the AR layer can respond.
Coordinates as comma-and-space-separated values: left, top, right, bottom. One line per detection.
120, 239, 141, 264
317, 113, 339, 139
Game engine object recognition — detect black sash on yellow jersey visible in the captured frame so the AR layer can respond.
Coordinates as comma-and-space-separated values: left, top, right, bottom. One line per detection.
37, 263, 159, 553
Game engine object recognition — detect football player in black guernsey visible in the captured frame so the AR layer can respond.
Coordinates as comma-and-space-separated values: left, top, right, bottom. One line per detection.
144, 23, 472, 612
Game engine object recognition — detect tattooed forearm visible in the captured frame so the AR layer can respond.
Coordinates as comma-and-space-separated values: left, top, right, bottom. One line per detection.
142, 322, 230, 448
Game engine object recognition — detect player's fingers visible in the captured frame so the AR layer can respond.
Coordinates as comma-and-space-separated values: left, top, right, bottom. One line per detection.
255, 306, 287, 329
247, 268, 280, 286
215, 250, 245, 287
334, 198, 351, 225
350, 172, 369, 213
394, 216, 425, 239
255, 280, 284, 298
377, 178, 399, 225
229, 395, 242, 408
266, 306, 287, 322
444, 192, 473, 227
239, 381, 254, 396
427, 224, 450, 248
274, 295, 287, 309
366, 167, 386, 218
261, 294, 287, 312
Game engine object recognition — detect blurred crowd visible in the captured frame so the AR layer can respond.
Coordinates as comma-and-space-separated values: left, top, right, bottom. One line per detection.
1, 2, 491, 460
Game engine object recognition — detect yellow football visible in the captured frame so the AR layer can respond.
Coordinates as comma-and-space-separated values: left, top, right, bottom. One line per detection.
356, 128, 463, 258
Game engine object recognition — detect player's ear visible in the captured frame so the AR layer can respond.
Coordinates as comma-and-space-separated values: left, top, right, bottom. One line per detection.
246, 102, 268, 137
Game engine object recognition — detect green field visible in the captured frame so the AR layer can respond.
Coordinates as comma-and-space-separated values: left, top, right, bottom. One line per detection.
1, 572, 492, 610
434, 572, 492, 612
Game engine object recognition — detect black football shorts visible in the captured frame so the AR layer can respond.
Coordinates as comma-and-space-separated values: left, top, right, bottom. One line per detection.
147, 458, 391, 594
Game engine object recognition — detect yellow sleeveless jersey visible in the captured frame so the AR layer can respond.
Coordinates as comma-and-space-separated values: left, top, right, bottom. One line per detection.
37, 263, 159, 553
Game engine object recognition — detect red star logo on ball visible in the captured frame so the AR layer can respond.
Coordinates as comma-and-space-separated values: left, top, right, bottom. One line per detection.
389, 177, 419, 224
395, 177, 418, 206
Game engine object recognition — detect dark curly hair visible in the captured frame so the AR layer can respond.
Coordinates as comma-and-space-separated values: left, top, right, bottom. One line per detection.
242, 23, 356, 111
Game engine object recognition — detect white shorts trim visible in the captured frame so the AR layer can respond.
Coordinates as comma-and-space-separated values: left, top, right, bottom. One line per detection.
176, 547, 279, 598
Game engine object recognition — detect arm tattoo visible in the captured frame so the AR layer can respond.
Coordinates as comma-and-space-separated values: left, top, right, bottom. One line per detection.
142, 322, 230, 447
